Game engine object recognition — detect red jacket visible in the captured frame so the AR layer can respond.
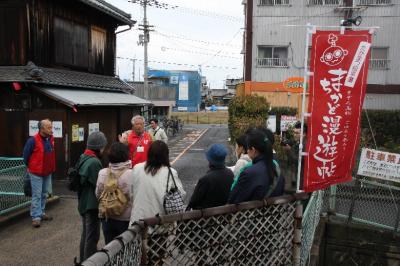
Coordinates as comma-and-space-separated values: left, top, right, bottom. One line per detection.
128, 131, 152, 166
28, 134, 56, 176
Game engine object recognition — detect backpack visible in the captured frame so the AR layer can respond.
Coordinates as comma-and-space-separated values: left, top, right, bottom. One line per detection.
98, 169, 128, 219
67, 157, 90, 192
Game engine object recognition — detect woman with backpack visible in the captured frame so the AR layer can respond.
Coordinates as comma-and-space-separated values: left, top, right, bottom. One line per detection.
96, 142, 133, 244
77, 131, 107, 262
228, 129, 284, 204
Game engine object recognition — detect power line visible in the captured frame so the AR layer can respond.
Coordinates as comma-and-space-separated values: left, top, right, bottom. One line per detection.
160, 46, 241, 59
117, 56, 240, 70
154, 30, 242, 48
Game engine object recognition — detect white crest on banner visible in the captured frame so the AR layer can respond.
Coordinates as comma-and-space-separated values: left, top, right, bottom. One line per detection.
320, 34, 348, 67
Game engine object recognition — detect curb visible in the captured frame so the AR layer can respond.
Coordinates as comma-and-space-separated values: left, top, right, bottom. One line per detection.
0, 195, 61, 226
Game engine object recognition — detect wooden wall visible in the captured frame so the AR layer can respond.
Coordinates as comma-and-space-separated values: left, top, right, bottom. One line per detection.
0, 0, 120, 75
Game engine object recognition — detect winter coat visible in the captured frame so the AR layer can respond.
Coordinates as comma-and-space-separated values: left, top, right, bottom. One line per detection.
231, 154, 252, 178
148, 126, 168, 143
130, 163, 186, 223
187, 165, 233, 210
96, 161, 134, 221
78, 152, 103, 215
228, 155, 283, 204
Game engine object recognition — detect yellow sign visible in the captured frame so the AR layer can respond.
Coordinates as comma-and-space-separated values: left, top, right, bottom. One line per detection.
72, 124, 79, 143
283, 77, 306, 90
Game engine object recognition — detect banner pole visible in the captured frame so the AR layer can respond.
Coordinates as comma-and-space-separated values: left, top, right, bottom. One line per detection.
296, 23, 314, 193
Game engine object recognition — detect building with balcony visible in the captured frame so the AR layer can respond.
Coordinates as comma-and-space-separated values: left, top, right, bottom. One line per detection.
148, 69, 202, 112
242, 0, 399, 110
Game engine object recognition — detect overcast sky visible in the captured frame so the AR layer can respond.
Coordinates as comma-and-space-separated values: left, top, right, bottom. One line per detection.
106, 0, 244, 89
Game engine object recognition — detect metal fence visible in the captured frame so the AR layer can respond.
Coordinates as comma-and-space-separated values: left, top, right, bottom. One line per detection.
328, 177, 400, 233
82, 193, 306, 266
0, 157, 31, 215
300, 177, 400, 265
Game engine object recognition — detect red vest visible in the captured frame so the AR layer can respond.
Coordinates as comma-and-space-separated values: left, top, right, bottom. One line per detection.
128, 131, 152, 166
28, 133, 56, 176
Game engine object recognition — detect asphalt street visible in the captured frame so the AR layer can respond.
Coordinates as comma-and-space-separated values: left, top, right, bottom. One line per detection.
0, 124, 233, 266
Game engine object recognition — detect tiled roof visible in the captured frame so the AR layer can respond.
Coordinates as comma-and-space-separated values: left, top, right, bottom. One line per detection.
0, 65, 134, 92
78, 0, 135, 26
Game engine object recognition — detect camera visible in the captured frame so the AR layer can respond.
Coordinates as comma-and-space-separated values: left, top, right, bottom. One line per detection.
281, 139, 294, 147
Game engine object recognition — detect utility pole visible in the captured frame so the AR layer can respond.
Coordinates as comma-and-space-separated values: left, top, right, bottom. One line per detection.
133, 0, 178, 99
138, 1, 153, 99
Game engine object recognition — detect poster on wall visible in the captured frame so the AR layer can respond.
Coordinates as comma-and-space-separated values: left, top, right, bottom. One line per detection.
267, 115, 277, 133
303, 30, 372, 192
78, 128, 85, 142
52, 121, 63, 138
29, 120, 39, 136
179, 80, 189, 100
88, 123, 99, 135
357, 148, 400, 183
72, 125, 79, 142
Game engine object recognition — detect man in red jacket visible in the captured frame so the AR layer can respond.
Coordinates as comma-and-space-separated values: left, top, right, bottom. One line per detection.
119, 115, 152, 166
23, 119, 55, 228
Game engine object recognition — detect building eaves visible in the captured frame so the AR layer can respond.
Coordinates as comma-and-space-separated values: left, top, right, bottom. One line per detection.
0, 64, 135, 92
77, 0, 135, 26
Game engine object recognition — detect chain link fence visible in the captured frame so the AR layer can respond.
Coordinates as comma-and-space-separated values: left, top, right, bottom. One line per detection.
328, 177, 400, 232
0, 157, 30, 215
82, 193, 306, 266
300, 177, 400, 265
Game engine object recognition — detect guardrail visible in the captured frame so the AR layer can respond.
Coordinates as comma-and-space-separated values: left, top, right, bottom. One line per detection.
82, 193, 307, 266
0, 157, 31, 216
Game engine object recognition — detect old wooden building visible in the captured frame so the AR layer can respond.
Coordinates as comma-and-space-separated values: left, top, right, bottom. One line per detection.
0, 0, 151, 178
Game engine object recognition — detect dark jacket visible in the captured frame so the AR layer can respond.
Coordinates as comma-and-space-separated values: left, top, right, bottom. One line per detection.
228, 155, 284, 204
187, 165, 233, 210
78, 153, 102, 215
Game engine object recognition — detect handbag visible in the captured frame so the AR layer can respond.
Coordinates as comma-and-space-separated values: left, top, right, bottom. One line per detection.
23, 171, 32, 197
163, 167, 184, 215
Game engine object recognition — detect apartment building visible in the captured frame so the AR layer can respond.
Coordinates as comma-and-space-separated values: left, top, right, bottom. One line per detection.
243, 0, 400, 110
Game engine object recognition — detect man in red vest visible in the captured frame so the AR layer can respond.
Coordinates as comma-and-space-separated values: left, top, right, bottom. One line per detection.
23, 119, 55, 228
119, 115, 152, 166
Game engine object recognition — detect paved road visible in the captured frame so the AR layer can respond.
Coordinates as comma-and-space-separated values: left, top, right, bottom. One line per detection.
0, 124, 232, 266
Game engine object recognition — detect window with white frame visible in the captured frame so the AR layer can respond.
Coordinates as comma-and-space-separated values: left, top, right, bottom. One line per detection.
307, 0, 343, 5
259, 0, 290, 6
369, 47, 390, 70
257, 46, 288, 67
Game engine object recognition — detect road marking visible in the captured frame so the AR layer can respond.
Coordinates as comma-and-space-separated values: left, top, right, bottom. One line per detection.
171, 128, 209, 166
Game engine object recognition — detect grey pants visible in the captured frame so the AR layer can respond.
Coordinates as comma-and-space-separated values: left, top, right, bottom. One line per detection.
80, 210, 100, 262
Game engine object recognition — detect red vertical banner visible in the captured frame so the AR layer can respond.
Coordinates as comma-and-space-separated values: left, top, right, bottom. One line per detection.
303, 30, 372, 192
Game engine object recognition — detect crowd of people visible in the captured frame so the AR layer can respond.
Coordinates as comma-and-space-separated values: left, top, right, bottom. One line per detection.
23, 115, 294, 263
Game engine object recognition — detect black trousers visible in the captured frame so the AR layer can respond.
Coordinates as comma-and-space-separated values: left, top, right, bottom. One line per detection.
101, 218, 129, 244
80, 210, 100, 262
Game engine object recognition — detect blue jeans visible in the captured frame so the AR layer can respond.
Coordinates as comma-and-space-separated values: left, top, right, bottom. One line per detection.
30, 173, 51, 220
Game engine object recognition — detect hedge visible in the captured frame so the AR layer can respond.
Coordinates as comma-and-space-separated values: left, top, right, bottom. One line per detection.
360, 109, 400, 153
228, 95, 270, 142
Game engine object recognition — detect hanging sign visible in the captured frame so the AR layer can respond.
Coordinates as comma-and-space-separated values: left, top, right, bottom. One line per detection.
52, 121, 63, 138
88, 123, 99, 135
280, 115, 297, 132
79, 127, 85, 142
357, 148, 400, 183
267, 115, 277, 133
303, 30, 372, 192
72, 125, 79, 142
29, 120, 39, 136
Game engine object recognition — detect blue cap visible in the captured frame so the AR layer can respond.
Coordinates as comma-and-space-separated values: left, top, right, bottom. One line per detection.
206, 144, 227, 166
